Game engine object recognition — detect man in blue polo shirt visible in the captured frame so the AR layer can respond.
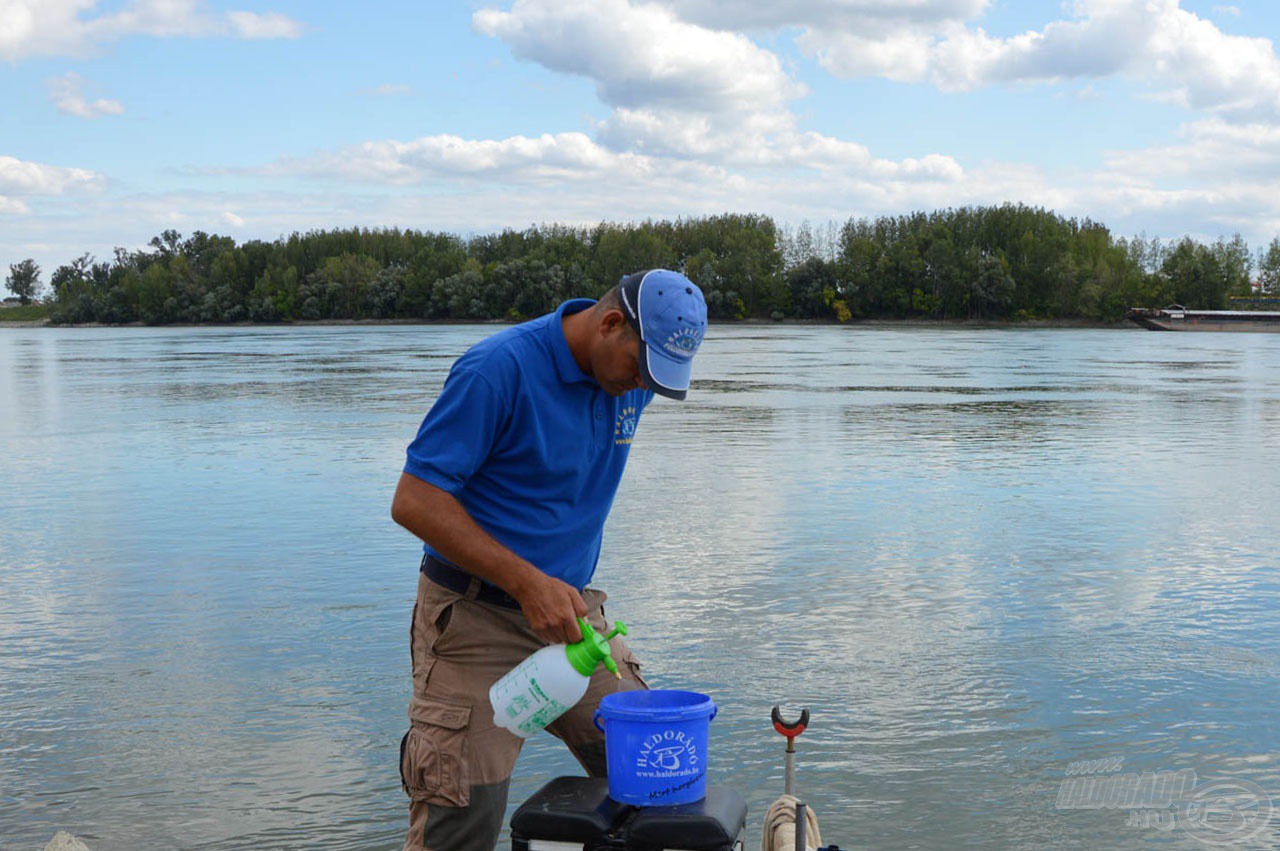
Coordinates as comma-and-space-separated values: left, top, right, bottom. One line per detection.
391, 270, 708, 851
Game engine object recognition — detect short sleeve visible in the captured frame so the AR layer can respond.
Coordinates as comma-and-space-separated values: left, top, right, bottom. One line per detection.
403, 366, 506, 496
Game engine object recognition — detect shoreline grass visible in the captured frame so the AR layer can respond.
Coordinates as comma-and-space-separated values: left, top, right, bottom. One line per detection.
0, 304, 50, 323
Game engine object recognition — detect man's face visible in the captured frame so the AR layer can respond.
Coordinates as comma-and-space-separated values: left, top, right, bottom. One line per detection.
593, 318, 647, 396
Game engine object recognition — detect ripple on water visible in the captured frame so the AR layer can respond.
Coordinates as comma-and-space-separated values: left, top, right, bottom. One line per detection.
2, 325, 1279, 850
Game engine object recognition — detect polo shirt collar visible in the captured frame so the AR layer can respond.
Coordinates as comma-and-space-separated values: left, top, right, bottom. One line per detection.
549, 298, 598, 385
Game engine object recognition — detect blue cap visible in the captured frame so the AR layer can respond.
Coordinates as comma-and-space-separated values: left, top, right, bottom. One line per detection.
617, 269, 707, 400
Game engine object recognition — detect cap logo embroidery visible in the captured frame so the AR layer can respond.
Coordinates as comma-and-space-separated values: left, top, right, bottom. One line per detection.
662, 326, 703, 360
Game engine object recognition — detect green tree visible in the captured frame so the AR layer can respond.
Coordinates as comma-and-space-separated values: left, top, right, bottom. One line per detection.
401, 235, 468, 318
836, 222, 881, 317
785, 257, 841, 319
922, 230, 958, 318
431, 266, 487, 319
1161, 238, 1238, 309
485, 259, 567, 319
300, 253, 382, 319
5, 259, 41, 304
48, 255, 98, 323
35, 212, 1259, 325
589, 225, 677, 294
368, 263, 408, 319
1213, 234, 1253, 299
716, 215, 786, 316
137, 262, 175, 324
149, 229, 183, 258
781, 220, 817, 269
247, 269, 283, 322
1259, 237, 1280, 296
970, 252, 1016, 318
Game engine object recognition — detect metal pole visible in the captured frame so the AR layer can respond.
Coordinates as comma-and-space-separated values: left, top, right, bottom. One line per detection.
784, 742, 795, 797
795, 802, 807, 851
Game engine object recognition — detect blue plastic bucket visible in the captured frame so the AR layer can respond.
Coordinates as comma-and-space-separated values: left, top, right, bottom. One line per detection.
593, 689, 718, 806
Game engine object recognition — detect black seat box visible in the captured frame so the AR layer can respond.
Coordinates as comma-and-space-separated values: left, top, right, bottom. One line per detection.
511, 776, 746, 851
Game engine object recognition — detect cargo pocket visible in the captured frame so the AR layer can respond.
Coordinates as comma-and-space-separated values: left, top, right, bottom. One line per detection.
399, 696, 472, 807
617, 644, 649, 691
411, 597, 459, 692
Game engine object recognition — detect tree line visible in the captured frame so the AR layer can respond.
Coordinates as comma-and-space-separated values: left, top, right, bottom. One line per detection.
11, 205, 1280, 325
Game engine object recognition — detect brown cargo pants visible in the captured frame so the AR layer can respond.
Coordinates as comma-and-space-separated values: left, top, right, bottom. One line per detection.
400, 572, 647, 851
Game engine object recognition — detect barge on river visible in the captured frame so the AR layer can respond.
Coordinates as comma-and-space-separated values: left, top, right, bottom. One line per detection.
1127, 305, 1280, 331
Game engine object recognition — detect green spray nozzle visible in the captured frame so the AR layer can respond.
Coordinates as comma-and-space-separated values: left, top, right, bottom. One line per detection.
564, 618, 627, 678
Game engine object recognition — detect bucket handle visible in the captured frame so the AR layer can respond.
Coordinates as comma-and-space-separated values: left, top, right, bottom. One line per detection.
593, 703, 717, 731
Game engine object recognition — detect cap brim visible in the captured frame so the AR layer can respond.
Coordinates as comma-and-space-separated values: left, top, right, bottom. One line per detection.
639, 344, 691, 400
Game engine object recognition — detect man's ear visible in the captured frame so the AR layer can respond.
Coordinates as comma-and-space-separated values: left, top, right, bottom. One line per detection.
599, 308, 628, 337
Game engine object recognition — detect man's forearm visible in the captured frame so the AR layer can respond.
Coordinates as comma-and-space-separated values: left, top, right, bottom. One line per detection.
391, 472, 588, 643
390, 472, 541, 597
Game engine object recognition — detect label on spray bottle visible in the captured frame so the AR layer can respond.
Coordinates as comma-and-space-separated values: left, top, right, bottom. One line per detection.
489, 619, 626, 738
491, 651, 571, 736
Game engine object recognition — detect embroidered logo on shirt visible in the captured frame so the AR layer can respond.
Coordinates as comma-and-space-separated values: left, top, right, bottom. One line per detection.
614, 406, 638, 445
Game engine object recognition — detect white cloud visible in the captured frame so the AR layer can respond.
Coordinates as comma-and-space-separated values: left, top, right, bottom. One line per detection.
0, 155, 105, 218
0, 0, 302, 61
47, 71, 124, 118
0, 189, 323, 282
18, 0, 1280, 275
468, 0, 966, 180
1145, 4, 1280, 114
512, 0, 1280, 125
269, 132, 722, 186
226, 11, 301, 39
474, 0, 805, 158
8, 143, 1280, 283
143, 157, 1105, 240
594, 106, 796, 160
802, 28, 935, 83
797, 0, 1280, 119
229, 0, 957, 229
798, 1, 1142, 87
474, 0, 803, 113
357, 83, 414, 98
1064, 83, 1103, 101
269, 123, 967, 196
1104, 118, 1280, 182
0, 156, 105, 197
145, 4, 1280, 243
655, 0, 990, 32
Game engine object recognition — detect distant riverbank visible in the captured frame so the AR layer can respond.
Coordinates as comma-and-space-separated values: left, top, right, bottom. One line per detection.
0, 314, 1130, 330
0, 303, 52, 325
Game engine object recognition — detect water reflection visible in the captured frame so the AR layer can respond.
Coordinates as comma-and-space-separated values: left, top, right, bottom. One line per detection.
1, 325, 1278, 850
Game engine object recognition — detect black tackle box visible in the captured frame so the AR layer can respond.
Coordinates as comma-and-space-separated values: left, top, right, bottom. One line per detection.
511, 776, 746, 851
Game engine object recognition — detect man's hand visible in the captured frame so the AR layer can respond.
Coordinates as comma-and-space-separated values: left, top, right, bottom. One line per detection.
513, 571, 588, 645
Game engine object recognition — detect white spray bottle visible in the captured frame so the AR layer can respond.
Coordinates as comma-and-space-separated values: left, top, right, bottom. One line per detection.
489, 618, 626, 738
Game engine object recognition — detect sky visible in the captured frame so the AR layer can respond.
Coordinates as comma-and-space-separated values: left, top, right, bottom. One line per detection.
6, 0, 1280, 279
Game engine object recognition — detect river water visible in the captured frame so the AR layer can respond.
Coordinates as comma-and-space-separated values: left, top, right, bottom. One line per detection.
1, 324, 1277, 850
